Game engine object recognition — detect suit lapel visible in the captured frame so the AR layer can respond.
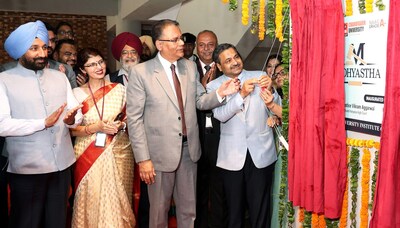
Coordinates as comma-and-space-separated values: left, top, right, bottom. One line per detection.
153, 58, 179, 108
177, 60, 188, 107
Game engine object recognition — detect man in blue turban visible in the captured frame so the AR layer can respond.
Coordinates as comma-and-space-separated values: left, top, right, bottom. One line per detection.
4, 20, 49, 61
0, 20, 83, 228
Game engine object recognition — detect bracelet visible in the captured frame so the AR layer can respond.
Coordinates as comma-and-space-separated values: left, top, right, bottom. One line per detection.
267, 102, 275, 109
84, 125, 93, 135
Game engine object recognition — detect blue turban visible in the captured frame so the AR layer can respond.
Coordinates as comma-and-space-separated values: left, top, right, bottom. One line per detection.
4, 20, 48, 60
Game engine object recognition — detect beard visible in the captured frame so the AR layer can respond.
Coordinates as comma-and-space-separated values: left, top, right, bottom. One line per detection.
121, 58, 139, 72
20, 55, 48, 71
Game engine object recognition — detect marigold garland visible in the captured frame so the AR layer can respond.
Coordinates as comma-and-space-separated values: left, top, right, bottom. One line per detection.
339, 147, 350, 228
311, 213, 319, 227
258, 0, 266, 40
299, 208, 305, 223
221, 0, 229, 3
274, 0, 283, 41
241, 0, 250, 25
365, 0, 373, 13
345, 0, 353, 16
349, 146, 360, 228
360, 148, 371, 228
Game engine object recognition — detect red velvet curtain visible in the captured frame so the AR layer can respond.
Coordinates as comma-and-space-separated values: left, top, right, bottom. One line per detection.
288, 0, 347, 218
370, 1, 400, 227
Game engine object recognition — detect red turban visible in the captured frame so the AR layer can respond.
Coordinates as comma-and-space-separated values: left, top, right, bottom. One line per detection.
111, 32, 143, 61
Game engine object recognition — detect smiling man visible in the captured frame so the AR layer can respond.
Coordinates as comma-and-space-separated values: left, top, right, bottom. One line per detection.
107, 32, 143, 85
126, 19, 240, 228
0, 20, 82, 228
207, 43, 280, 228
53, 39, 78, 68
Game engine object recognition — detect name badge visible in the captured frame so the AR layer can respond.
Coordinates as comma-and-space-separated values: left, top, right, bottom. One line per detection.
95, 132, 107, 147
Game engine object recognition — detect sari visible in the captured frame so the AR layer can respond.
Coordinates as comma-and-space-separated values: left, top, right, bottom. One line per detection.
71, 83, 135, 228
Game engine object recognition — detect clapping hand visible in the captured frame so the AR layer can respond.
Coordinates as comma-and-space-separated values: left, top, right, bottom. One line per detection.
45, 103, 67, 128
76, 73, 87, 86
63, 104, 83, 125
201, 64, 217, 88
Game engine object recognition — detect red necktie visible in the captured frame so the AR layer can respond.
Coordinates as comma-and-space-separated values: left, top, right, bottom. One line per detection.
170, 64, 187, 136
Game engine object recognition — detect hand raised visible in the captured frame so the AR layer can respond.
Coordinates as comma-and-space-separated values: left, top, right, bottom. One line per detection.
139, 160, 156, 185
201, 65, 217, 88
45, 103, 66, 128
76, 74, 87, 87
63, 104, 83, 125
240, 78, 258, 98
58, 64, 66, 74
258, 75, 272, 91
217, 77, 240, 98
260, 88, 274, 105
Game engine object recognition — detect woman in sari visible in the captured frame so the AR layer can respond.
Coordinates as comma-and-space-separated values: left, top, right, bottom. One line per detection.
70, 48, 135, 227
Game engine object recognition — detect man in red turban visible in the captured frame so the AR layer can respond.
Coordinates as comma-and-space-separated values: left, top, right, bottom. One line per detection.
108, 32, 143, 85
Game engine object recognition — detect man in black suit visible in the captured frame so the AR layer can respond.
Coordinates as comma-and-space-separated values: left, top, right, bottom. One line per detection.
107, 32, 143, 85
194, 30, 227, 228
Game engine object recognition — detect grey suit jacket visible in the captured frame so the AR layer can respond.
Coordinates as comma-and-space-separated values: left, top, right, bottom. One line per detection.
127, 56, 222, 172
0, 59, 77, 88
207, 70, 278, 171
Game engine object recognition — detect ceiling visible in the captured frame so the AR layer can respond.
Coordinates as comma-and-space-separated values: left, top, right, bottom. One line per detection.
0, 0, 118, 16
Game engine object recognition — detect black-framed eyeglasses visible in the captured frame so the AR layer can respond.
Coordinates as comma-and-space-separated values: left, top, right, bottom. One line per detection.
84, 59, 105, 68
271, 70, 285, 80
159, 35, 185, 43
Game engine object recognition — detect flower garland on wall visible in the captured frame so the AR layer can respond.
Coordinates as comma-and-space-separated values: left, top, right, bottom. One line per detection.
241, 0, 250, 25
344, 0, 386, 16
339, 148, 350, 228
360, 148, 371, 228
339, 138, 380, 228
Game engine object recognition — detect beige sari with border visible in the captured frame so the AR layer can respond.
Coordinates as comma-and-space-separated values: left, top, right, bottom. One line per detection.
72, 83, 135, 228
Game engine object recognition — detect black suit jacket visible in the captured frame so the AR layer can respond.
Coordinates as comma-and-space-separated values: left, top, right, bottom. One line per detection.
109, 70, 125, 85
195, 59, 223, 165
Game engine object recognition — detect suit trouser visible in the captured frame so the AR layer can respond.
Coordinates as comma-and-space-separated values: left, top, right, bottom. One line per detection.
195, 132, 228, 228
148, 141, 197, 228
8, 166, 71, 228
221, 152, 275, 228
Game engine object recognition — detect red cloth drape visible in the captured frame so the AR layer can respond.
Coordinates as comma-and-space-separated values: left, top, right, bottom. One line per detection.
370, 1, 400, 227
288, 0, 347, 218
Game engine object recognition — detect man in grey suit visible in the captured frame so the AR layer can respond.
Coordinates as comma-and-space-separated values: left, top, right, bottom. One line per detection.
207, 43, 279, 228
126, 20, 239, 228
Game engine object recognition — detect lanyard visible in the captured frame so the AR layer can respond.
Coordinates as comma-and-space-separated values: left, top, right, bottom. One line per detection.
88, 81, 105, 120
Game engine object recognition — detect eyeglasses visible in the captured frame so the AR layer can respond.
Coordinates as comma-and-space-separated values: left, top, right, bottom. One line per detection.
271, 70, 286, 79
121, 50, 138, 56
58, 30, 75, 37
159, 36, 184, 43
84, 59, 105, 68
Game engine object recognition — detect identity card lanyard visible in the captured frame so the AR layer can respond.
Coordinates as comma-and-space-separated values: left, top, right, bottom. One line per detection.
88, 81, 107, 147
